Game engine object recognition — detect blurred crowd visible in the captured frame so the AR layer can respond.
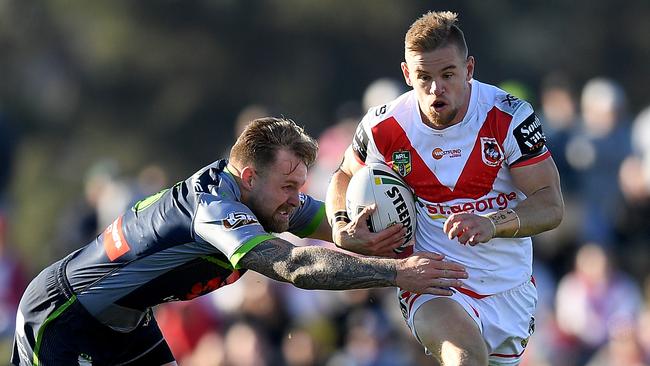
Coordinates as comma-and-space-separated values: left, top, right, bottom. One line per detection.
1, 73, 650, 366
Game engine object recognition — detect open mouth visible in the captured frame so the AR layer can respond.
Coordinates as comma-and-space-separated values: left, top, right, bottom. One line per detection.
277, 208, 292, 220
432, 101, 447, 112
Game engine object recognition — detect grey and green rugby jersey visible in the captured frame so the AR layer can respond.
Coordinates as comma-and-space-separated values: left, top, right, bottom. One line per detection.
63, 159, 325, 331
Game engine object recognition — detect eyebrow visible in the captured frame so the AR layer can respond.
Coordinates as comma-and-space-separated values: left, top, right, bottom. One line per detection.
415, 65, 457, 74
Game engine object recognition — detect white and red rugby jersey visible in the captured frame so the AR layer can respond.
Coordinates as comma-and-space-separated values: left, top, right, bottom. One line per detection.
352, 79, 550, 296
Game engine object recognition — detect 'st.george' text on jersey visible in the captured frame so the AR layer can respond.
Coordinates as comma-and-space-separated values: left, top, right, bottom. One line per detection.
352, 79, 549, 296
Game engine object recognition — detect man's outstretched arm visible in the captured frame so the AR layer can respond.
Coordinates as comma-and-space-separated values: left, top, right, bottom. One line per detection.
239, 238, 467, 295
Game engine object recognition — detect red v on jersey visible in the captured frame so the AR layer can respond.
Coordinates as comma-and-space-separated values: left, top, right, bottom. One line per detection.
371, 109, 512, 202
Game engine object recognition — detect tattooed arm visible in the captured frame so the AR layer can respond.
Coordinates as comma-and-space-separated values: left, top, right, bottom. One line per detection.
239, 238, 468, 295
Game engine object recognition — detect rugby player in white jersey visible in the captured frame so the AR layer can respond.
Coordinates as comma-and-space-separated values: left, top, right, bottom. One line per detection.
326, 11, 563, 366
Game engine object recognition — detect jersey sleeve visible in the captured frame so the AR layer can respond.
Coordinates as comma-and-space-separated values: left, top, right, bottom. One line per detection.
288, 193, 326, 238
351, 108, 386, 165
193, 193, 275, 268
502, 101, 551, 168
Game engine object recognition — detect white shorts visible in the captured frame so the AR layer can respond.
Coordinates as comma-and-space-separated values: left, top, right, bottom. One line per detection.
398, 279, 537, 366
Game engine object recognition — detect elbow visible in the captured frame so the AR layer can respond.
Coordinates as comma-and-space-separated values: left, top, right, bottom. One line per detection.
548, 199, 565, 230
290, 269, 323, 290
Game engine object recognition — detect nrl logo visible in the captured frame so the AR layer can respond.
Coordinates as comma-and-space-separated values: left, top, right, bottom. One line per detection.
480, 137, 504, 167
220, 212, 259, 230
392, 150, 412, 177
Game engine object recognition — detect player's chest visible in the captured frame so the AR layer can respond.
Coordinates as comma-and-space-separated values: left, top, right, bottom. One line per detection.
387, 126, 504, 188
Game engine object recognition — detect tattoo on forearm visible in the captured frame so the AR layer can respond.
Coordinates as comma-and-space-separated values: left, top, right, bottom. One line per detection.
239, 239, 396, 290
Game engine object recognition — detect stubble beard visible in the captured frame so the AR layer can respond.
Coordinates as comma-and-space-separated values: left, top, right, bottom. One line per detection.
248, 197, 290, 233
427, 106, 459, 128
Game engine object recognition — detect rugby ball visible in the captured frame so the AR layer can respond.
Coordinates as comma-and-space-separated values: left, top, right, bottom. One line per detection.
346, 162, 417, 257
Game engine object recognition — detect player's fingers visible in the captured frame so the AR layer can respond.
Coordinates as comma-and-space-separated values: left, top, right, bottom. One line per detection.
373, 223, 404, 241
384, 227, 408, 247
456, 225, 477, 244
436, 268, 468, 279
446, 221, 466, 240
442, 214, 459, 234
374, 239, 402, 253
435, 260, 467, 273
414, 251, 445, 261
355, 204, 376, 222
467, 232, 488, 246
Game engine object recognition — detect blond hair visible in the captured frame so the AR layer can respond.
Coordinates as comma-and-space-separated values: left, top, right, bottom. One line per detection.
230, 117, 318, 174
405, 11, 468, 57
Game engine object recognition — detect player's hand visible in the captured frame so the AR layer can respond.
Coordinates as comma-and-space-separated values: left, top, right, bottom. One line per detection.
395, 252, 467, 295
443, 212, 495, 246
333, 205, 406, 258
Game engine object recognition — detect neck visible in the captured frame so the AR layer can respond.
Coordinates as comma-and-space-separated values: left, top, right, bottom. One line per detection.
226, 162, 248, 201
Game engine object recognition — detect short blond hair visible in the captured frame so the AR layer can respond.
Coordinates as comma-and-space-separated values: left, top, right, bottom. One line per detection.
405, 11, 468, 57
230, 117, 318, 174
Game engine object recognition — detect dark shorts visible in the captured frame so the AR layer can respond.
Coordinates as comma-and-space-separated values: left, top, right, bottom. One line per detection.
11, 258, 175, 366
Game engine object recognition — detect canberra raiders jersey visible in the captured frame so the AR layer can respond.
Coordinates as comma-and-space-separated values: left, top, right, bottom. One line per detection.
352, 79, 549, 295
62, 159, 325, 331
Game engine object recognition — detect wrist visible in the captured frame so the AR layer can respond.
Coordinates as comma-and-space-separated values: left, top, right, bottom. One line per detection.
330, 210, 350, 227
331, 210, 350, 246
485, 209, 521, 237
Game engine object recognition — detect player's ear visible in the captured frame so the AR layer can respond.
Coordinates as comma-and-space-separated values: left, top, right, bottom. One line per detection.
401, 62, 412, 87
240, 166, 256, 191
465, 56, 475, 81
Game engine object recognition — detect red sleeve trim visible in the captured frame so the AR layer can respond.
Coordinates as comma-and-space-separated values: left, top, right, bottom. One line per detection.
510, 150, 551, 169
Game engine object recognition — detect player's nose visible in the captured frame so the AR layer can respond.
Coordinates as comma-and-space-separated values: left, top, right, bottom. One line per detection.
287, 193, 300, 207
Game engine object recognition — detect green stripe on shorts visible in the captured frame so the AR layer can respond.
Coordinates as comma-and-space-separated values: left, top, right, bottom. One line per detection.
33, 295, 77, 366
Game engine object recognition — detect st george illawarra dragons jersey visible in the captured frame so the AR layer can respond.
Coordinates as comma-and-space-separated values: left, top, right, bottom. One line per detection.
61, 159, 325, 332
352, 79, 550, 296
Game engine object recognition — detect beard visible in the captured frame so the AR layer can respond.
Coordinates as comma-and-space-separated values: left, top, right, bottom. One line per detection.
427, 105, 460, 127
257, 211, 289, 233
247, 196, 291, 233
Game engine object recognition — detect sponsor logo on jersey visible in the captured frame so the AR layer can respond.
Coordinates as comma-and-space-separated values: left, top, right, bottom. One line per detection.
424, 191, 518, 219
103, 216, 131, 261
220, 212, 259, 230
432, 147, 462, 160
514, 114, 546, 155
480, 137, 504, 167
392, 150, 412, 176
385, 186, 414, 243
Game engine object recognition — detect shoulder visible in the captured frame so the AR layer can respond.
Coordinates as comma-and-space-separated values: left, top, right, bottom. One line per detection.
483, 83, 534, 121
361, 91, 413, 128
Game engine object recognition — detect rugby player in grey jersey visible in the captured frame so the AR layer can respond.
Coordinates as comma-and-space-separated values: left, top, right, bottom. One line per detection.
12, 117, 467, 366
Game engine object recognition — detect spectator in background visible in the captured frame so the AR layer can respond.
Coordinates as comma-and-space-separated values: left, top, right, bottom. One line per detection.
586, 323, 647, 366
537, 73, 580, 194
566, 77, 631, 245
0, 113, 15, 205
222, 320, 276, 366
0, 212, 27, 361
362, 78, 407, 113
532, 74, 582, 277
555, 243, 643, 364
614, 106, 650, 278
